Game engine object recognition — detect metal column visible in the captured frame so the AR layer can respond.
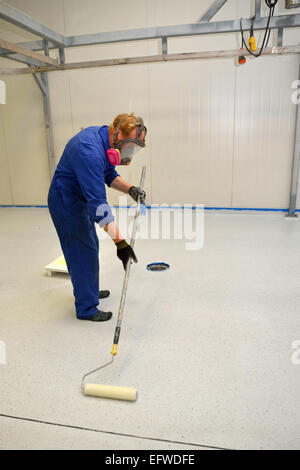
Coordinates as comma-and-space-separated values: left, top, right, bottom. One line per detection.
255, 0, 261, 18
33, 40, 56, 178
41, 72, 56, 178
288, 61, 300, 217
277, 28, 283, 46
161, 37, 168, 55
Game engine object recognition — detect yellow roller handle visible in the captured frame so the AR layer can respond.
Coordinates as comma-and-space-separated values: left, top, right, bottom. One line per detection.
111, 344, 118, 356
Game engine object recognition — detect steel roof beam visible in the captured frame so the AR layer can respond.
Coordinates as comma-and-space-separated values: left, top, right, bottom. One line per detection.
55, 14, 300, 47
1, 52, 46, 66
0, 38, 58, 65
0, 1, 64, 45
198, 0, 229, 23
0, 13, 299, 57
1, 44, 300, 76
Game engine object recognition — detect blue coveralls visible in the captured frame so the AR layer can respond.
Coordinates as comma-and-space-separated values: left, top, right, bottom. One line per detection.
48, 126, 119, 319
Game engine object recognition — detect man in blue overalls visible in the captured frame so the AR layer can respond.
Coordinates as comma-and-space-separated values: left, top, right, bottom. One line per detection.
48, 113, 147, 322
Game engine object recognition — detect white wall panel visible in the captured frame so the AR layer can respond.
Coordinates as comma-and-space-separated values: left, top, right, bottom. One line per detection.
48, 71, 74, 166
232, 55, 299, 208
63, 0, 148, 35
148, 59, 235, 205
0, 75, 51, 204
145, 0, 238, 25
283, 28, 300, 46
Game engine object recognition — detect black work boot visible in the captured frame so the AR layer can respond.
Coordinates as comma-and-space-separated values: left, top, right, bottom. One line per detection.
79, 310, 113, 322
99, 290, 110, 299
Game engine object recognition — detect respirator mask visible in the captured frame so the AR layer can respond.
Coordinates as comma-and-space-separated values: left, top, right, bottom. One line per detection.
107, 115, 147, 166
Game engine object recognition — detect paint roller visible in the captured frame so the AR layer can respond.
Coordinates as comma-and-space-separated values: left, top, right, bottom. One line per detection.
81, 166, 146, 401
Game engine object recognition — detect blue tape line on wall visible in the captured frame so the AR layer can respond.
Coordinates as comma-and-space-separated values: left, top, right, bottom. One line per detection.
0, 205, 299, 213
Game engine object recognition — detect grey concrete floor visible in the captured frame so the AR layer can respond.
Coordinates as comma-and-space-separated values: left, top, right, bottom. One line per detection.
0, 207, 300, 450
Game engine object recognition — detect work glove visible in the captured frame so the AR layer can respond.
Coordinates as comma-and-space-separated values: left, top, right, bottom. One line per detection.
129, 186, 146, 204
116, 240, 138, 270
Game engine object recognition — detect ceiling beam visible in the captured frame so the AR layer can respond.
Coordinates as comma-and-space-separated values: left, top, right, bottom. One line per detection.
2, 52, 47, 66
0, 38, 58, 66
198, 0, 229, 23
1, 45, 300, 76
0, 1, 64, 45
60, 14, 300, 47
0, 13, 299, 56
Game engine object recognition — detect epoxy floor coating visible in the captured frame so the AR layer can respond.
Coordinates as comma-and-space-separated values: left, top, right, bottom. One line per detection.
0, 208, 300, 450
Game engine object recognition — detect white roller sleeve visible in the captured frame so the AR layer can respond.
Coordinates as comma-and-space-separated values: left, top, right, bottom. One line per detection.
84, 383, 137, 401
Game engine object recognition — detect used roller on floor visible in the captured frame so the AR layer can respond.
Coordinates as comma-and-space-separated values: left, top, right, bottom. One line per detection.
80, 166, 146, 402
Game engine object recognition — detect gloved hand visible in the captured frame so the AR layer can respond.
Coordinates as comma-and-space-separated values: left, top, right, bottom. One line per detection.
116, 240, 138, 270
129, 186, 146, 204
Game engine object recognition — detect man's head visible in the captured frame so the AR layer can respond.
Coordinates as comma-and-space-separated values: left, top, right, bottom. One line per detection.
107, 113, 147, 165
